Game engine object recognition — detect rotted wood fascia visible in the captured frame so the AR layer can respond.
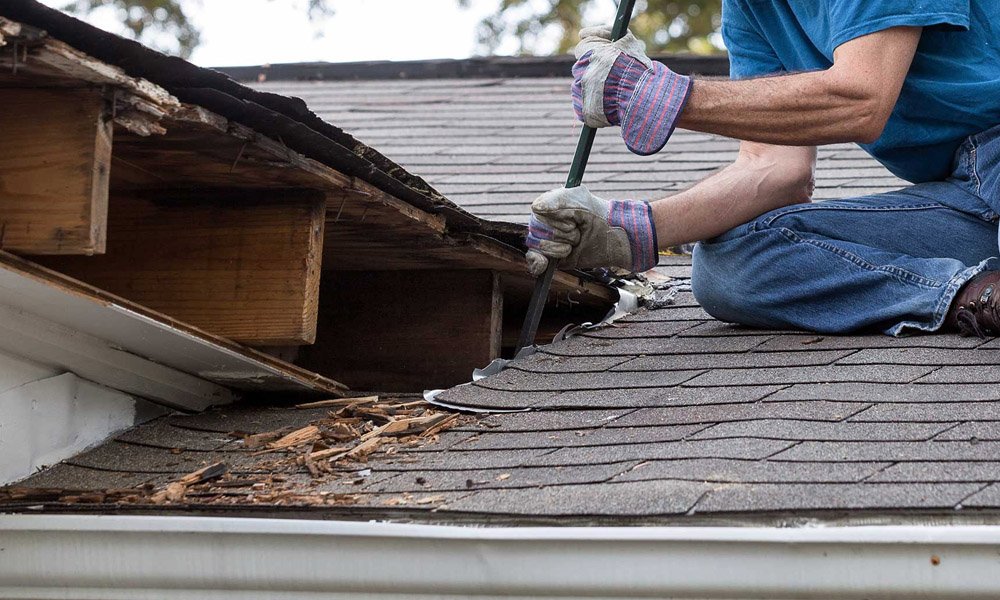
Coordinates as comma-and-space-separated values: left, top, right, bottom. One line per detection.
0, 19, 178, 108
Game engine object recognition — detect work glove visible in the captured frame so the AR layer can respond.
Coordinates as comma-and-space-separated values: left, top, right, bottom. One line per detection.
525, 185, 659, 277
572, 26, 692, 155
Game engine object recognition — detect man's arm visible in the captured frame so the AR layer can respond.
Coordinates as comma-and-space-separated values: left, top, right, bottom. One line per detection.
678, 27, 922, 145
651, 142, 815, 247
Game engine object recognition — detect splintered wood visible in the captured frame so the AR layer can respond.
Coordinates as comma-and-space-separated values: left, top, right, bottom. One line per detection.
257, 396, 462, 476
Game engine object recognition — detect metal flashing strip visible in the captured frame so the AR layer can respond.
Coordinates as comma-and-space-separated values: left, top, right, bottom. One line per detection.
3, 515, 1000, 599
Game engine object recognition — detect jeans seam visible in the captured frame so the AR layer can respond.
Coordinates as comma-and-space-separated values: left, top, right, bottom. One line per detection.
969, 136, 983, 196
774, 227, 944, 289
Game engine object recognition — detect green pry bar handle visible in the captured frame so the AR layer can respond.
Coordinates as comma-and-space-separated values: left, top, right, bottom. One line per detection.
515, 0, 638, 354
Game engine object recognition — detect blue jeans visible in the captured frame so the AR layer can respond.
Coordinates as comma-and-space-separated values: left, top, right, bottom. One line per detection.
692, 124, 1000, 335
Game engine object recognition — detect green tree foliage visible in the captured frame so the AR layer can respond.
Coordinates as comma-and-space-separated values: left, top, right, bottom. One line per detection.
61, 0, 332, 59
461, 0, 723, 55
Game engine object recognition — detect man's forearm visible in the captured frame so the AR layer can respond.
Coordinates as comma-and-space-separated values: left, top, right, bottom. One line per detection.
651, 150, 814, 248
678, 72, 875, 146
676, 27, 921, 146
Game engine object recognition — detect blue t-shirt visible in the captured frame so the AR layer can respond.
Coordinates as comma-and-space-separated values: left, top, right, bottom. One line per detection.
722, 0, 1000, 183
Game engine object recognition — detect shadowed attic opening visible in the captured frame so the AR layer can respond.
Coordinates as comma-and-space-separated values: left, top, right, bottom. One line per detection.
0, 11, 615, 397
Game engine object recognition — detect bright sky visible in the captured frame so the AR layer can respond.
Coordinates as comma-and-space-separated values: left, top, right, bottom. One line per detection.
39, 0, 621, 67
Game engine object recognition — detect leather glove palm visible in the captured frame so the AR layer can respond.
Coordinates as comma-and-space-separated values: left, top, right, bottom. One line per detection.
525, 186, 659, 277
572, 26, 692, 155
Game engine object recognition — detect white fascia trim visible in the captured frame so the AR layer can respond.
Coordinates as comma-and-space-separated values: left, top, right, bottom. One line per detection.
3, 515, 1000, 599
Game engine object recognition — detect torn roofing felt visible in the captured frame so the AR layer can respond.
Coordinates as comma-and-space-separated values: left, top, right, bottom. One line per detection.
0, 0, 523, 246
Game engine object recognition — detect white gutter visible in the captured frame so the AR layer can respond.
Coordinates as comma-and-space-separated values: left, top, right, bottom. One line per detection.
3, 515, 1000, 599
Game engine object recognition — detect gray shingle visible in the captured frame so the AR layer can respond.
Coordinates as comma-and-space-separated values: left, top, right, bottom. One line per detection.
13, 463, 168, 490
756, 334, 982, 352
375, 448, 550, 472
613, 458, 888, 484
933, 422, 1000, 441
435, 423, 706, 451
366, 462, 639, 493
542, 385, 786, 409
542, 334, 767, 357
772, 440, 1000, 462
677, 322, 793, 337
693, 483, 980, 513
524, 438, 794, 467
768, 383, 1000, 403
960, 484, 1000, 507
839, 347, 1000, 366
114, 420, 238, 452
66, 442, 249, 475
851, 403, 1000, 422
682, 365, 933, 387
622, 307, 711, 322
688, 420, 953, 442
510, 354, 635, 374
444, 479, 715, 516
168, 406, 335, 434
611, 350, 853, 372
455, 409, 637, 433
475, 369, 704, 392
580, 320, 697, 339
867, 462, 1000, 483
614, 401, 868, 427
432, 385, 558, 410
916, 366, 1000, 384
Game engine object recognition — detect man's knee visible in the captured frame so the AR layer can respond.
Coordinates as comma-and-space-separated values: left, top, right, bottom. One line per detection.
691, 240, 746, 324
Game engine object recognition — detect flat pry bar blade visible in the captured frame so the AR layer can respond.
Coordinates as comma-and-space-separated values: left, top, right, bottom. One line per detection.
515, 0, 637, 354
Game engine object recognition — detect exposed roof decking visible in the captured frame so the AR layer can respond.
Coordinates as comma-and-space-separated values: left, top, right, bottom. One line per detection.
252, 77, 909, 224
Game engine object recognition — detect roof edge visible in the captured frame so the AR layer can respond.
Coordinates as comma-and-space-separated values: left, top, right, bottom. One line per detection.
216, 54, 731, 83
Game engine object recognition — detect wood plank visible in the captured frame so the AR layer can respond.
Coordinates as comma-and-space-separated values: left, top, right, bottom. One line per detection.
0, 88, 111, 255
298, 270, 503, 392
38, 189, 325, 346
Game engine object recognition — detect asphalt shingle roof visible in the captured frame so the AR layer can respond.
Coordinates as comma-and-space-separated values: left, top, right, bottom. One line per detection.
8, 258, 1000, 522
252, 77, 909, 224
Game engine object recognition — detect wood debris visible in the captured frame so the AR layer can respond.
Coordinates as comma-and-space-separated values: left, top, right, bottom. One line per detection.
150, 462, 227, 505
0, 397, 473, 511
295, 395, 378, 409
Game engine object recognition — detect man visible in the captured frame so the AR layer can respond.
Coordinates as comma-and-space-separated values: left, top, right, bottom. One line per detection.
526, 0, 1000, 337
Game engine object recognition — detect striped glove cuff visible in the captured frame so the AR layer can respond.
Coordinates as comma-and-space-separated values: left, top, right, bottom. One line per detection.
607, 200, 658, 272
605, 55, 692, 155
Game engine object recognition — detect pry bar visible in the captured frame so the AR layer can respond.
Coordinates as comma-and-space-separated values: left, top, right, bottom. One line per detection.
515, 0, 638, 354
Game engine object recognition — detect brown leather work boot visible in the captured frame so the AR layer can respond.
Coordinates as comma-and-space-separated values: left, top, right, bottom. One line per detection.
946, 271, 1000, 337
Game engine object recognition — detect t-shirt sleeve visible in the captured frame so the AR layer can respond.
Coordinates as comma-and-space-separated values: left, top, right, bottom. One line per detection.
828, 0, 970, 51
721, 0, 783, 80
